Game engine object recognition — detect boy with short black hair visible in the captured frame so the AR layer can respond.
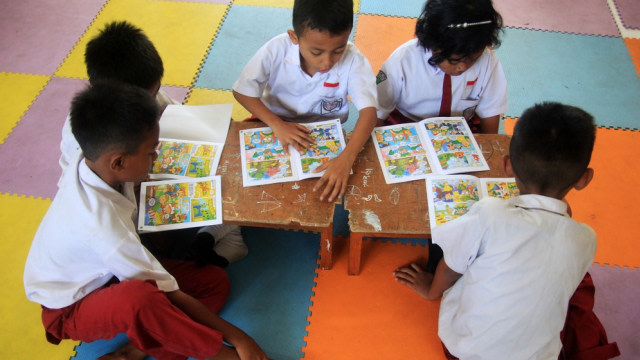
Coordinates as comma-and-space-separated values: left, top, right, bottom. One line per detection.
394, 102, 597, 359
233, 0, 378, 202
26, 81, 267, 360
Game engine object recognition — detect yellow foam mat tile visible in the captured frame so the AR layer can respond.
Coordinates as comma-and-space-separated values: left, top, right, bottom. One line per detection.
55, 0, 229, 87
353, 14, 416, 73
566, 128, 640, 269
186, 88, 251, 121
624, 37, 640, 78
0, 193, 78, 359
303, 239, 446, 359
0, 73, 49, 145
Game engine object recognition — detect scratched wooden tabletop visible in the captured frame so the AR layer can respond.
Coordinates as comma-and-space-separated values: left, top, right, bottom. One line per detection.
217, 121, 336, 229
344, 134, 512, 236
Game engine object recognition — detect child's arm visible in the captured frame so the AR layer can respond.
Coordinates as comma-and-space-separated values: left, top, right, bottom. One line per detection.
394, 258, 462, 301
166, 289, 268, 360
479, 115, 500, 134
312, 106, 377, 202
233, 90, 314, 154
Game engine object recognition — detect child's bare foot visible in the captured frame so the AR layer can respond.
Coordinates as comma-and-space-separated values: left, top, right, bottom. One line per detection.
98, 343, 147, 360
393, 263, 434, 299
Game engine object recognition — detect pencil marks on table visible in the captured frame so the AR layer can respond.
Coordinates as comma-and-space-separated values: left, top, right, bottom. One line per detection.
293, 193, 306, 204
291, 182, 300, 190
389, 187, 400, 205
258, 190, 282, 213
364, 210, 382, 231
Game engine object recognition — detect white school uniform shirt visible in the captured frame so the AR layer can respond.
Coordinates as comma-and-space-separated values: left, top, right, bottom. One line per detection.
432, 195, 596, 360
58, 89, 179, 175
24, 153, 178, 309
233, 33, 378, 124
376, 39, 507, 122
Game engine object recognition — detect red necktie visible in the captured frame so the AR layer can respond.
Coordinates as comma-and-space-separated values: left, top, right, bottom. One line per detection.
439, 74, 451, 117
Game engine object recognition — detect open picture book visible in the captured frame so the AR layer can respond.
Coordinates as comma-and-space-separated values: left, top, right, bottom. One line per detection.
426, 175, 519, 228
138, 176, 223, 231
150, 138, 223, 180
239, 119, 347, 187
371, 117, 489, 184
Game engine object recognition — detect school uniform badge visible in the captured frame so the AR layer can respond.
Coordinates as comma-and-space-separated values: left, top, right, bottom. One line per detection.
320, 98, 343, 114
376, 70, 387, 84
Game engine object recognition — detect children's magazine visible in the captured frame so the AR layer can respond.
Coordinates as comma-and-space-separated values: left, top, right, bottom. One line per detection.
138, 176, 223, 231
239, 119, 346, 187
372, 117, 489, 183
426, 175, 519, 228
150, 138, 223, 180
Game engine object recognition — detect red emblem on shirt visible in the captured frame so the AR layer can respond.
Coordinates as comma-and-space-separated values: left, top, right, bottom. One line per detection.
324, 82, 339, 87
466, 77, 478, 86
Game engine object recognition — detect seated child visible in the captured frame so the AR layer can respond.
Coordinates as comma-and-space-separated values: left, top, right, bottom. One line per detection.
233, 0, 378, 202
376, 0, 507, 133
59, 20, 246, 267
394, 102, 597, 359
24, 81, 267, 360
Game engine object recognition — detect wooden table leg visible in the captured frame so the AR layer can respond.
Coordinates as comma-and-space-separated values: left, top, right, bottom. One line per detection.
348, 232, 363, 275
318, 224, 334, 270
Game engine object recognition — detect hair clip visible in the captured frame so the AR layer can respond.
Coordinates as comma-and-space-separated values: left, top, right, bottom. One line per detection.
447, 20, 492, 28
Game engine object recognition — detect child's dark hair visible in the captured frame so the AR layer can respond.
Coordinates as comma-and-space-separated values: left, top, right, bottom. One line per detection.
70, 81, 159, 162
415, 0, 503, 65
85, 21, 164, 90
292, 0, 353, 37
510, 102, 596, 194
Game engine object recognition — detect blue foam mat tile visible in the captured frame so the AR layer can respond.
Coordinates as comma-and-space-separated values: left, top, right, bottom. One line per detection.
70, 227, 319, 360
194, 5, 293, 90
359, 0, 423, 18
495, 28, 640, 130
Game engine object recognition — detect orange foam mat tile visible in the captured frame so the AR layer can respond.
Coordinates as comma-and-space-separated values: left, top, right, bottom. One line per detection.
303, 239, 447, 360
353, 14, 416, 73
624, 37, 640, 78
566, 127, 640, 269
0, 193, 78, 359
55, 0, 229, 87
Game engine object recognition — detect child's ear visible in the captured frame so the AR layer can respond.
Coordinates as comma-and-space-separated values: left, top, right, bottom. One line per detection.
109, 153, 127, 172
503, 155, 515, 177
287, 29, 299, 45
573, 167, 594, 191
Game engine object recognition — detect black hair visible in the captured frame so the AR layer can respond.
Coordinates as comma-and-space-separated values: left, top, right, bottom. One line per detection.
510, 102, 596, 194
415, 0, 503, 65
84, 21, 164, 90
292, 0, 353, 37
70, 81, 160, 162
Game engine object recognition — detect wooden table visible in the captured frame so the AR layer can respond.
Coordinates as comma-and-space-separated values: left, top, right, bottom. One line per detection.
217, 121, 337, 269
344, 134, 512, 275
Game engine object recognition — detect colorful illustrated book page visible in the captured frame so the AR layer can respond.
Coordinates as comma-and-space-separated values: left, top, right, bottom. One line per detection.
371, 124, 432, 184
150, 138, 223, 180
426, 175, 518, 228
239, 119, 346, 187
372, 117, 489, 184
138, 176, 223, 232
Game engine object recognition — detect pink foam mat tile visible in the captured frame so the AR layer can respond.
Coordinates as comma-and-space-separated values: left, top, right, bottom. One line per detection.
0, 77, 89, 200
0, 0, 108, 75
613, 0, 640, 31
589, 264, 640, 358
160, 85, 189, 104
493, 0, 619, 37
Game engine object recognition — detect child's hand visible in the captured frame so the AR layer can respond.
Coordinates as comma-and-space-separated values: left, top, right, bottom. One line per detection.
234, 336, 269, 360
270, 121, 314, 154
312, 153, 352, 202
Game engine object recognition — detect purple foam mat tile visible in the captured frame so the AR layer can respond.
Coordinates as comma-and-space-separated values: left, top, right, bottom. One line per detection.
160, 85, 189, 104
493, 0, 619, 37
0, 0, 107, 75
589, 264, 640, 358
0, 77, 89, 200
613, 0, 640, 31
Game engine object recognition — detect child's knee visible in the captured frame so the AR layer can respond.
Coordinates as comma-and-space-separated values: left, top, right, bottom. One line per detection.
118, 279, 168, 312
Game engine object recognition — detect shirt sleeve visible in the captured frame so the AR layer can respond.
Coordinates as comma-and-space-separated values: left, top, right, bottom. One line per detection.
346, 46, 378, 111
232, 40, 275, 98
432, 200, 489, 275
474, 52, 508, 119
375, 57, 402, 120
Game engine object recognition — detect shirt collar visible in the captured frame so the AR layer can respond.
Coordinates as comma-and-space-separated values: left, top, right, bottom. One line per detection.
509, 194, 569, 217
78, 159, 137, 211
